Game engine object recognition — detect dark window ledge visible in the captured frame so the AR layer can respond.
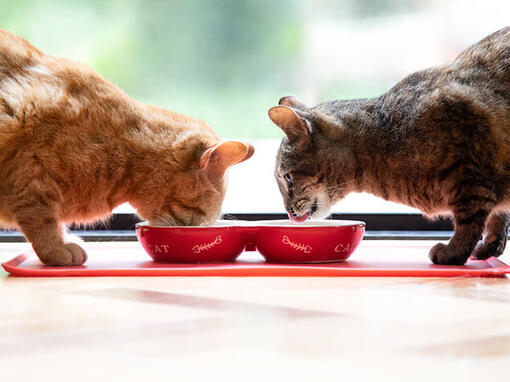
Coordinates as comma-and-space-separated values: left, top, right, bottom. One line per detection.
0, 213, 456, 242
0, 230, 453, 242
78, 212, 454, 231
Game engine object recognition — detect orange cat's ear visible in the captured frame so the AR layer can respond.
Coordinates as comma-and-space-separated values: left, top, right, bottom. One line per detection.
268, 105, 311, 143
200, 141, 254, 177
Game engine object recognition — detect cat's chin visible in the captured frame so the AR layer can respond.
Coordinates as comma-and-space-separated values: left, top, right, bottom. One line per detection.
310, 194, 332, 220
310, 208, 331, 220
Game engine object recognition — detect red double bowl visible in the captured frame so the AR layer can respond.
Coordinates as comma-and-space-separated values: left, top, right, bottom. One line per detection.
136, 220, 365, 264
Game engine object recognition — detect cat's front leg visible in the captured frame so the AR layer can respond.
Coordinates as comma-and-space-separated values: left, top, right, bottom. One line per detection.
429, 209, 489, 265
14, 208, 87, 266
471, 212, 509, 260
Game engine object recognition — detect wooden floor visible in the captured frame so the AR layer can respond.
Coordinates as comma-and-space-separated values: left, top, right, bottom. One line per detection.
1, 241, 510, 381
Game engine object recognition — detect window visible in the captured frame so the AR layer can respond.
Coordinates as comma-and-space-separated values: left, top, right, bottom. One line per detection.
1, 0, 508, 229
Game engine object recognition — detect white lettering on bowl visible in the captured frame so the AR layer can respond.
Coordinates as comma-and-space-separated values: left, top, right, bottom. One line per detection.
154, 244, 169, 253
334, 243, 350, 253
282, 235, 312, 254
192, 235, 222, 254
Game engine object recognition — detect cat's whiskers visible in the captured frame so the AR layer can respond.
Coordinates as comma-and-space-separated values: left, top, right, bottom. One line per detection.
321, 182, 357, 196
325, 178, 359, 191
153, 212, 177, 227
300, 180, 358, 202
221, 213, 237, 222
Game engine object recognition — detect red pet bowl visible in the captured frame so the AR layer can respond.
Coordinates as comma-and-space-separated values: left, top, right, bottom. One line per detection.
136, 221, 246, 263
136, 220, 365, 263
254, 220, 365, 263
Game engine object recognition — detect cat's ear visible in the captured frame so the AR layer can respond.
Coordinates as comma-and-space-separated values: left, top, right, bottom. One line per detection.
268, 105, 311, 143
278, 96, 309, 111
199, 141, 254, 177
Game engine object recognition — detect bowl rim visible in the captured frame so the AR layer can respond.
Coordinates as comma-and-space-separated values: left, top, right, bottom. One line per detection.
136, 219, 366, 229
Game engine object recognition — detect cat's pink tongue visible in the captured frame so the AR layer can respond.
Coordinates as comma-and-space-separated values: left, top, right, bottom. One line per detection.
288, 212, 310, 223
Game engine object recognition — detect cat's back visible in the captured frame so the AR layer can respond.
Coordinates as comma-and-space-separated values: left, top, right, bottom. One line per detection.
433, 27, 509, 112
0, 29, 44, 123
0, 29, 92, 118
0, 29, 135, 147
452, 26, 510, 84
0, 29, 43, 72
381, 27, 510, 136
425, 27, 510, 137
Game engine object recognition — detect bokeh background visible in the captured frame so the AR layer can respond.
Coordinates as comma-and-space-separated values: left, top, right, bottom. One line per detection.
1, 0, 509, 213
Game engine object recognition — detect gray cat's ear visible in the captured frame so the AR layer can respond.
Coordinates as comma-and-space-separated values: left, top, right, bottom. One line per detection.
268, 105, 311, 143
200, 141, 254, 177
278, 96, 309, 111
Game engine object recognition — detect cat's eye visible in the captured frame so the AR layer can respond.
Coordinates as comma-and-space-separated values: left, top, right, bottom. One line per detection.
284, 173, 292, 185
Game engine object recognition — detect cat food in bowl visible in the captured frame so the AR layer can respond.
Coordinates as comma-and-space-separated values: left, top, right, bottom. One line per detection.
136, 221, 246, 263
253, 220, 365, 263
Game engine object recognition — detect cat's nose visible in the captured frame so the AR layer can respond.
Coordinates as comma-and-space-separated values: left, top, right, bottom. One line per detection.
288, 208, 297, 218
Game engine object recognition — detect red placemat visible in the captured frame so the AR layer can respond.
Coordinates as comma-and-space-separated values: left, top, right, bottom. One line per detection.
2, 243, 510, 277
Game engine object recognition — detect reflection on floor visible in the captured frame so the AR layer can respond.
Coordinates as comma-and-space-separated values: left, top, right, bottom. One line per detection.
1, 241, 509, 381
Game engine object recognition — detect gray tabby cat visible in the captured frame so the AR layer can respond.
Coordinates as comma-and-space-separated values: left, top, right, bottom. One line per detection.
269, 26, 510, 265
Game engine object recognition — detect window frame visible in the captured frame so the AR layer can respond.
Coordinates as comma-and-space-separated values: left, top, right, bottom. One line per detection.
0, 212, 454, 242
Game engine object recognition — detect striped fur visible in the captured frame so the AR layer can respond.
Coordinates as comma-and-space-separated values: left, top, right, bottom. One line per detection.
271, 27, 510, 265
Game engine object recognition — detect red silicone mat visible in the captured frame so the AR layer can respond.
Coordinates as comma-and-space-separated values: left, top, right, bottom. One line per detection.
2, 243, 510, 277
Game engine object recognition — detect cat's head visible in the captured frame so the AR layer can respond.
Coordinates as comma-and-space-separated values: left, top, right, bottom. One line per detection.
269, 96, 352, 222
134, 138, 254, 226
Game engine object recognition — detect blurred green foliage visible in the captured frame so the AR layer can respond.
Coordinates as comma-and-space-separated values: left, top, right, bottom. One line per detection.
0, 0, 302, 138
0, 0, 394, 139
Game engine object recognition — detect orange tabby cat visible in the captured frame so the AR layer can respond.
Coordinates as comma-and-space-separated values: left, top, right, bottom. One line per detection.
0, 29, 254, 266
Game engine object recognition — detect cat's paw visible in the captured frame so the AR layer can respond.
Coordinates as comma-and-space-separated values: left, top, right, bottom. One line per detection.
40, 243, 88, 266
429, 243, 469, 265
471, 234, 507, 260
